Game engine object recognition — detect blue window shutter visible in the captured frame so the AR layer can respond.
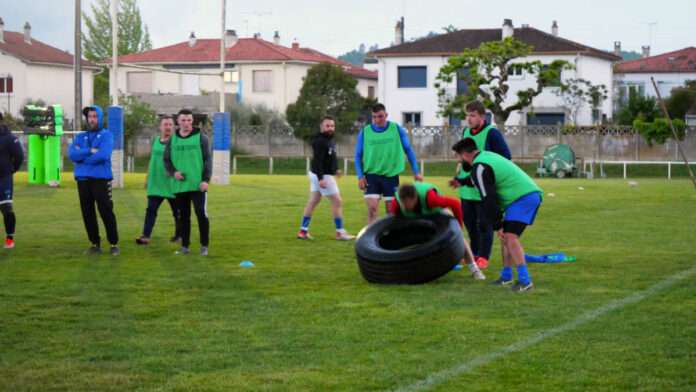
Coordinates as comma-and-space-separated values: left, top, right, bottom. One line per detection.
398, 66, 427, 88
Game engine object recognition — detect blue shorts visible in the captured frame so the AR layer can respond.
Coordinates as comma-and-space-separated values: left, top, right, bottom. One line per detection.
364, 173, 399, 200
504, 192, 541, 225
0, 175, 13, 205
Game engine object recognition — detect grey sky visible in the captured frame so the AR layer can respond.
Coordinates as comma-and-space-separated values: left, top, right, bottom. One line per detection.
1, 0, 694, 59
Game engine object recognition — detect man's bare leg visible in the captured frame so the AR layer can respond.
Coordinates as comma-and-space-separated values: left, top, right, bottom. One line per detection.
365, 197, 380, 225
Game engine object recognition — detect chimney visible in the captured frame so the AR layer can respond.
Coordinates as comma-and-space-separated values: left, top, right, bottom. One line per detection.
551, 20, 558, 37
521, 23, 530, 28
291, 42, 299, 51
225, 29, 238, 48
24, 21, 31, 44
642, 45, 650, 58
0, 18, 4, 43
502, 19, 513, 40
395, 17, 404, 45
253, 33, 260, 38
189, 32, 196, 48
614, 41, 621, 57
273, 31, 280, 46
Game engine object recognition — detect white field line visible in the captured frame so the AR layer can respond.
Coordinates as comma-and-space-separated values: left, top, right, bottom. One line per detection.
394, 264, 696, 392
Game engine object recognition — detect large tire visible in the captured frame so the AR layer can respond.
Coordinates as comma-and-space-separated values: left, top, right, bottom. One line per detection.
354, 213, 465, 284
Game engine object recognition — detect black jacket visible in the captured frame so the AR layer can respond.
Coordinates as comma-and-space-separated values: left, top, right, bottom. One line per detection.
311, 131, 338, 179
0, 125, 24, 178
163, 127, 213, 182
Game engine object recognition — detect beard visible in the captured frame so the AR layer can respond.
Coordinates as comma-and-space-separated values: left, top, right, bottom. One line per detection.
460, 161, 473, 172
324, 131, 335, 138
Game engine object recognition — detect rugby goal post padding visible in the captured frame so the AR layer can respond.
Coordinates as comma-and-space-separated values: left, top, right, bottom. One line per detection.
107, 106, 124, 189
212, 112, 230, 185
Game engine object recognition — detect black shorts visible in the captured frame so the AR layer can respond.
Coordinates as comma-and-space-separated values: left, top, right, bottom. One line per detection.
503, 220, 527, 236
364, 173, 399, 200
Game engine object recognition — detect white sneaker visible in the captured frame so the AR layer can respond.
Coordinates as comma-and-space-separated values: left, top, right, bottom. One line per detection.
335, 228, 356, 240
472, 269, 486, 280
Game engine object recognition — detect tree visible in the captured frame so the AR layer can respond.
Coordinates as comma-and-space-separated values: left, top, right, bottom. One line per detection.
616, 87, 661, 125
435, 37, 571, 132
555, 78, 608, 125
664, 80, 696, 120
338, 43, 379, 67
118, 93, 158, 155
286, 63, 363, 140
82, 0, 152, 107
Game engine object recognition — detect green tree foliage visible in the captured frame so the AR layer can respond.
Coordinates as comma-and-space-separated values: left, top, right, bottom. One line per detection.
82, 0, 152, 107
225, 101, 285, 126
118, 93, 157, 154
338, 44, 379, 67
616, 88, 661, 125
286, 63, 363, 140
664, 80, 696, 120
633, 118, 686, 146
435, 37, 571, 132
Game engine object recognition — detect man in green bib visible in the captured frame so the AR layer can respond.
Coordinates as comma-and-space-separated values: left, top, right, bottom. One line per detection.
355, 104, 422, 225
454, 101, 511, 270
450, 138, 542, 291
136, 115, 181, 245
163, 109, 212, 256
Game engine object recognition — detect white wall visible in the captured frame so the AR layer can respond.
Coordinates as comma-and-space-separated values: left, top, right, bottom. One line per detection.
356, 77, 377, 98
615, 72, 696, 99
377, 53, 616, 126
0, 52, 94, 123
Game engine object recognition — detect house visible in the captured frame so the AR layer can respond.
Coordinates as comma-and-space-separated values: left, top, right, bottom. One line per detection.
614, 46, 696, 103
0, 18, 97, 123
102, 31, 377, 115
367, 19, 622, 126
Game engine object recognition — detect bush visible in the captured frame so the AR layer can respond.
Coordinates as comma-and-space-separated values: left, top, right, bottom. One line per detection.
226, 101, 285, 127
633, 118, 686, 146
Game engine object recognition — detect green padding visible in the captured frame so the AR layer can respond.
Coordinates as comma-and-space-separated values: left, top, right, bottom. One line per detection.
45, 136, 61, 183
52, 105, 64, 135
28, 135, 45, 184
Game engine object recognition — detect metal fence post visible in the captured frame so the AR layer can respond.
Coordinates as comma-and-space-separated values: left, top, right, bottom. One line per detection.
306, 156, 310, 173
344, 158, 348, 176
556, 124, 561, 144
232, 123, 237, 153
233, 155, 237, 175
269, 156, 273, 175
266, 123, 271, 156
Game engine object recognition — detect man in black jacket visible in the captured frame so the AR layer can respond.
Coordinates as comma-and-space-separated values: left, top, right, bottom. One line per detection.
0, 113, 25, 249
297, 116, 355, 240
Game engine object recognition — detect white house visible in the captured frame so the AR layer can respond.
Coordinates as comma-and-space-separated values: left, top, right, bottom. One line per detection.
0, 18, 97, 123
367, 19, 622, 127
614, 47, 696, 103
103, 30, 377, 114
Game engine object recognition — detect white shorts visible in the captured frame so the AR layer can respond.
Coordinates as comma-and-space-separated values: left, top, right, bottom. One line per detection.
308, 171, 339, 196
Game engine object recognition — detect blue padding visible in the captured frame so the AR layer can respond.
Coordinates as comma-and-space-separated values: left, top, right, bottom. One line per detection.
212, 112, 231, 151
107, 106, 124, 150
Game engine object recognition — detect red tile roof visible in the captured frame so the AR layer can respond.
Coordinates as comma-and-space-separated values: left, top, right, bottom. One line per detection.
0, 30, 97, 68
615, 47, 696, 73
367, 27, 622, 62
102, 38, 377, 79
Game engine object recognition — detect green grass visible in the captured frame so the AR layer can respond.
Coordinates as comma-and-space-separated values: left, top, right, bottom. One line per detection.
1, 174, 695, 391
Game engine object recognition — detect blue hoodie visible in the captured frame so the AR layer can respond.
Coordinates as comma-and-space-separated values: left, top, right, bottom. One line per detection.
68, 106, 114, 180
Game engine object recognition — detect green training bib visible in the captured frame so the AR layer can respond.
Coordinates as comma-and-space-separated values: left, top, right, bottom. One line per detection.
362, 122, 405, 177
458, 124, 493, 201
147, 137, 175, 198
472, 151, 543, 210
170, 132, 203, 194
396, 182, 443, 218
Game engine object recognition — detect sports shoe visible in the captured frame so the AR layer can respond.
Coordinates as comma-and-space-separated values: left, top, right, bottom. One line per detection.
169, 236, 182, 244
472, 269, 486, 280
199, 246, 208, 256
297, 230, 314, 240
511, 281, 534, 291
490, 277, 513, 285
476, 257, 489, 269
4, 238, 15, 249
335, 228, 356, 241
135, 237, 150, 245
84, 244, 102, 254
110, 245, 120, 256
175, 247, 190, 255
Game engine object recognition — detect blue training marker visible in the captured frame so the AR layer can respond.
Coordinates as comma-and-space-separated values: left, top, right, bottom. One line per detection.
452, 264, 463, 271
239, 261, 255, 267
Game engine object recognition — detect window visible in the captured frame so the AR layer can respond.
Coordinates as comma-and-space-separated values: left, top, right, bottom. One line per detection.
398, 66, 427, 88
368, 86, 375, 98
449, 115, 462, 126
0, 76, 13, 93
456, 68, 469, 95
618, 82, 646, 105
507, 64, 523, 78
541, 65, 561, 87
127, 72, 153, 94
527, 113, 565, 125
403, 112, 422, 126
253, 70, 272, 92
224, 70, 239, 83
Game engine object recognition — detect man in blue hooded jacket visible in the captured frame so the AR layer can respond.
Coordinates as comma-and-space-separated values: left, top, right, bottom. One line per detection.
0, 113, 25, 249
68, 106, 119, 255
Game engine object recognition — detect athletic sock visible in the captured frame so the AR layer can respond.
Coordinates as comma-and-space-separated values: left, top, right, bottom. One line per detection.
468, 262, 479, 273
7, 234, 13, 240
300, 216, 311, 234
334, 217, 343, 231
501, 267, 513, 281
516, 265, 531, 285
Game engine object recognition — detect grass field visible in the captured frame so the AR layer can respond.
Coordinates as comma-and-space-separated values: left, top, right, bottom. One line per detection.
1, 173, 695, 391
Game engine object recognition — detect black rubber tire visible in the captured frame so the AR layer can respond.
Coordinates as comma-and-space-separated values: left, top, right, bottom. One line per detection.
354, 213, 465, 285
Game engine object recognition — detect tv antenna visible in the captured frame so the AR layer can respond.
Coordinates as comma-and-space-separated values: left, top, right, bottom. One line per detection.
639, 21, 657, 47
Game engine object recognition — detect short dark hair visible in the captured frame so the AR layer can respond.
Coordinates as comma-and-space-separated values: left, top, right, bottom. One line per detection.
177, 109, 193, 117
465, 101, 486, 116
398, 184, 418, 201
320, 115, 334, 125
82, 106, 97, 117
372, 103, 386, 113
159, 115, 174, 124
452, 137, 478, 154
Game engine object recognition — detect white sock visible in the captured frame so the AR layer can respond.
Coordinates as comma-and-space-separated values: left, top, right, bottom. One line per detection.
468, 262, 479, 273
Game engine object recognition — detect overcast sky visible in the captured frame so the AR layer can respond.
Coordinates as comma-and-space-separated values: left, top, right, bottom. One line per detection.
1, 0, 694, 59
